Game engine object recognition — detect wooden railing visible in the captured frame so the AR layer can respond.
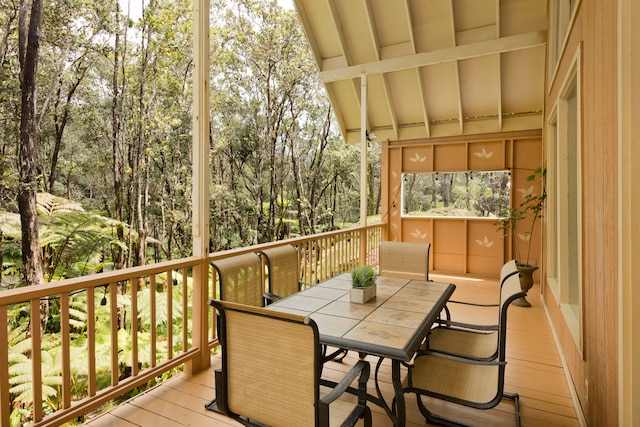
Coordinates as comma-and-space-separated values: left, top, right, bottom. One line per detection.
0, 223, 384, 427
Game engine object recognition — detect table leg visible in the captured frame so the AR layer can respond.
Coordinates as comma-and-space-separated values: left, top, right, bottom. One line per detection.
372, 357, 405, 427
391, 360, 406, 426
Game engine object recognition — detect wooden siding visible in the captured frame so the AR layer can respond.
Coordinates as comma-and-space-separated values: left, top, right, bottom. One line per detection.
82, 274, 580, 427
543, 0, 619, 425
381, 133, 543, 277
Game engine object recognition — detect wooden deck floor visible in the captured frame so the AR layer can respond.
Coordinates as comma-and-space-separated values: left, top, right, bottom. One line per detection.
82, 274, 582, 427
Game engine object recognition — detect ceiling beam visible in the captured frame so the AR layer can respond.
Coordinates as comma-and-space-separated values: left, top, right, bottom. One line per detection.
319, 30, 547, 82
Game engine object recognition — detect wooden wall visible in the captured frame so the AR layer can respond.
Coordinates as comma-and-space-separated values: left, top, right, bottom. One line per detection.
543, 0, 619, 424
381, 133, 542, 277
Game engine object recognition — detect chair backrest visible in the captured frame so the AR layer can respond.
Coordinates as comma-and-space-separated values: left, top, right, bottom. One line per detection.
379, 241, 431, 280
500, 259, 519, 286
211, 253, 264, 307
260, 245, 301, 299
211, 299, 320, 427
497, 274, 527, 360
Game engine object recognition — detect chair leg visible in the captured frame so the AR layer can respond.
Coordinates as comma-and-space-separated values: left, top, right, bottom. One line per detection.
322, 345, 348, 363
503, 392, 521, 427
416, 395, 470, 427
415, 392, 521, 427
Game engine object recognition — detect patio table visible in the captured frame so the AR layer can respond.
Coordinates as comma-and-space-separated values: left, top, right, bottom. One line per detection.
267, 272, 456, 427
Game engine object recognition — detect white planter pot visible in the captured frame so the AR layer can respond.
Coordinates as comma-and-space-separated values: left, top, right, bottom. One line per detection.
350, 283, 376, 304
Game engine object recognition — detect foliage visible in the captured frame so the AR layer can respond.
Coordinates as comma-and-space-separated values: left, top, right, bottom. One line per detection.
0, 0, 377, 421
496, 166, 547, 266
351, 265, 377, 289
5, 274, 190, 425
403, 171, 510, 217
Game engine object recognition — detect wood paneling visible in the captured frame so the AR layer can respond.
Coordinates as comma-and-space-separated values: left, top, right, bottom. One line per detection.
544, 0, 619, 424
383, 134, 541, 277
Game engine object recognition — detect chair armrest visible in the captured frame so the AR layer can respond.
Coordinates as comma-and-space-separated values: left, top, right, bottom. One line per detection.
417, 350, 506, 367
434, 319, 498, 332
263, 292, 282, 304
321, 360, 370, 405
448, 299, 499, 308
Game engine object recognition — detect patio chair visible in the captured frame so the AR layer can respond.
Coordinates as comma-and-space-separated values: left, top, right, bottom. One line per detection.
440, 259, 518, 325
427, 271, 522, 361
211, 253, 265, 307
260, 245, 349, 363
259, 245, 302, 304
379, 241, 431, 280
206, 299, 372, 427
403, 275, 525, 426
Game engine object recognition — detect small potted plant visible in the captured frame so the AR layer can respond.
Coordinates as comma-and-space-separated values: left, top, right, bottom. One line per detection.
496, 166, 546, 304
350, 265, 377, 304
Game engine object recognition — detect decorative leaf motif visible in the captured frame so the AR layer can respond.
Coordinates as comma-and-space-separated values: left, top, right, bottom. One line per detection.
475, 236, 494, 248
410, 228, 428, 239
408, 152, 427, 163
473, 147, 494, 159
518, 185, 535, 199
518, 233, 531, 242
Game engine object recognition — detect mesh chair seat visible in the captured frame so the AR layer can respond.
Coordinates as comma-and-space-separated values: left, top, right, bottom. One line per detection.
427, 327, 498, 361
403, 354, 501, 406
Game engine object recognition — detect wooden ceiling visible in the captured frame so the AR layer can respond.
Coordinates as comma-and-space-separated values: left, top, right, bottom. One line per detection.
292, 0, 548, 144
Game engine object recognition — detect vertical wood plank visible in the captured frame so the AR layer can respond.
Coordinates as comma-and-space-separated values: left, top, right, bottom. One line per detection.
87, 287, 96, 396
109, 282, 118, 386
30, 299, 42, 421
150, 275, 157, 366
0, 306, 9, 427
61, 292, 71, 409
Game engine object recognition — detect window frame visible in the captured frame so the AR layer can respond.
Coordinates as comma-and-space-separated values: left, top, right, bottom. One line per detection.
546, 45, 584, 354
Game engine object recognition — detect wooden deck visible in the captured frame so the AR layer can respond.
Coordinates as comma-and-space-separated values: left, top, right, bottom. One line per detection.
82, 274, 582, 427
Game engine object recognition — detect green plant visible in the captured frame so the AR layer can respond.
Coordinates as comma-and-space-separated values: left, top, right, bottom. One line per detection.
496, 165, 547, 266
351, 265, 377, 288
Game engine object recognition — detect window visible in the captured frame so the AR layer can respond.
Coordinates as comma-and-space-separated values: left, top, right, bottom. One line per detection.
547, 47, 582, 351
548, 0, 580, 87
401, 171, 511, 218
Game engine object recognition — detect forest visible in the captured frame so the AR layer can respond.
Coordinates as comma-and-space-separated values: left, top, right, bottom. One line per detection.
0, 1, 382, 423
0, 0, 381, 288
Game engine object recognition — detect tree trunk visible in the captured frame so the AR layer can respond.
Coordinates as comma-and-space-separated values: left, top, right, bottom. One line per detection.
111, 3, 125, 269
17, 0, 44, 289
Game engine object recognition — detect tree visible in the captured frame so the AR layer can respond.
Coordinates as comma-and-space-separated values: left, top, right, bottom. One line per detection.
17, 0, 44, 288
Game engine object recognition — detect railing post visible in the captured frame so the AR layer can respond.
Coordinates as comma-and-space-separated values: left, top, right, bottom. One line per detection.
360, 227, 368, 267
187, 0, 211, 375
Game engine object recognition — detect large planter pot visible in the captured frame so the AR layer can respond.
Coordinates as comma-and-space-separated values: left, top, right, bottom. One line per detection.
514, 264, 538, 307
350, 283, 376, 304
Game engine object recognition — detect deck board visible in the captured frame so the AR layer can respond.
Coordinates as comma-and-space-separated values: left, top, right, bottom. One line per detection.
82, 274, 581, 427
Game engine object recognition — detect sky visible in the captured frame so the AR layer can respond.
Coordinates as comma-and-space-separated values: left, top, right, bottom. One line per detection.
121, 0, 294, 20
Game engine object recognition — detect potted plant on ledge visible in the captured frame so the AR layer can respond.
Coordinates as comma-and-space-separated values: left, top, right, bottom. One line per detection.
496, 165, 546, 306
350, 265, 377, 304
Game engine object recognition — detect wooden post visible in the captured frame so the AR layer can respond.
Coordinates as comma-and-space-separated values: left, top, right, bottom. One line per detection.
187, 0, 211, 375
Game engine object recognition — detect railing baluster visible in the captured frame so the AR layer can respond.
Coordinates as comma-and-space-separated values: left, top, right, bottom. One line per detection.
109, 282, 118, 387
167, 270, 173, 360
0, 305, 9, 427
182, 267, 188, 353
30, 298, 43, 422
61, 292, 71, 409
150, 275, 157, 367
131, 278, 139, 377
87, 287, 96, 397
